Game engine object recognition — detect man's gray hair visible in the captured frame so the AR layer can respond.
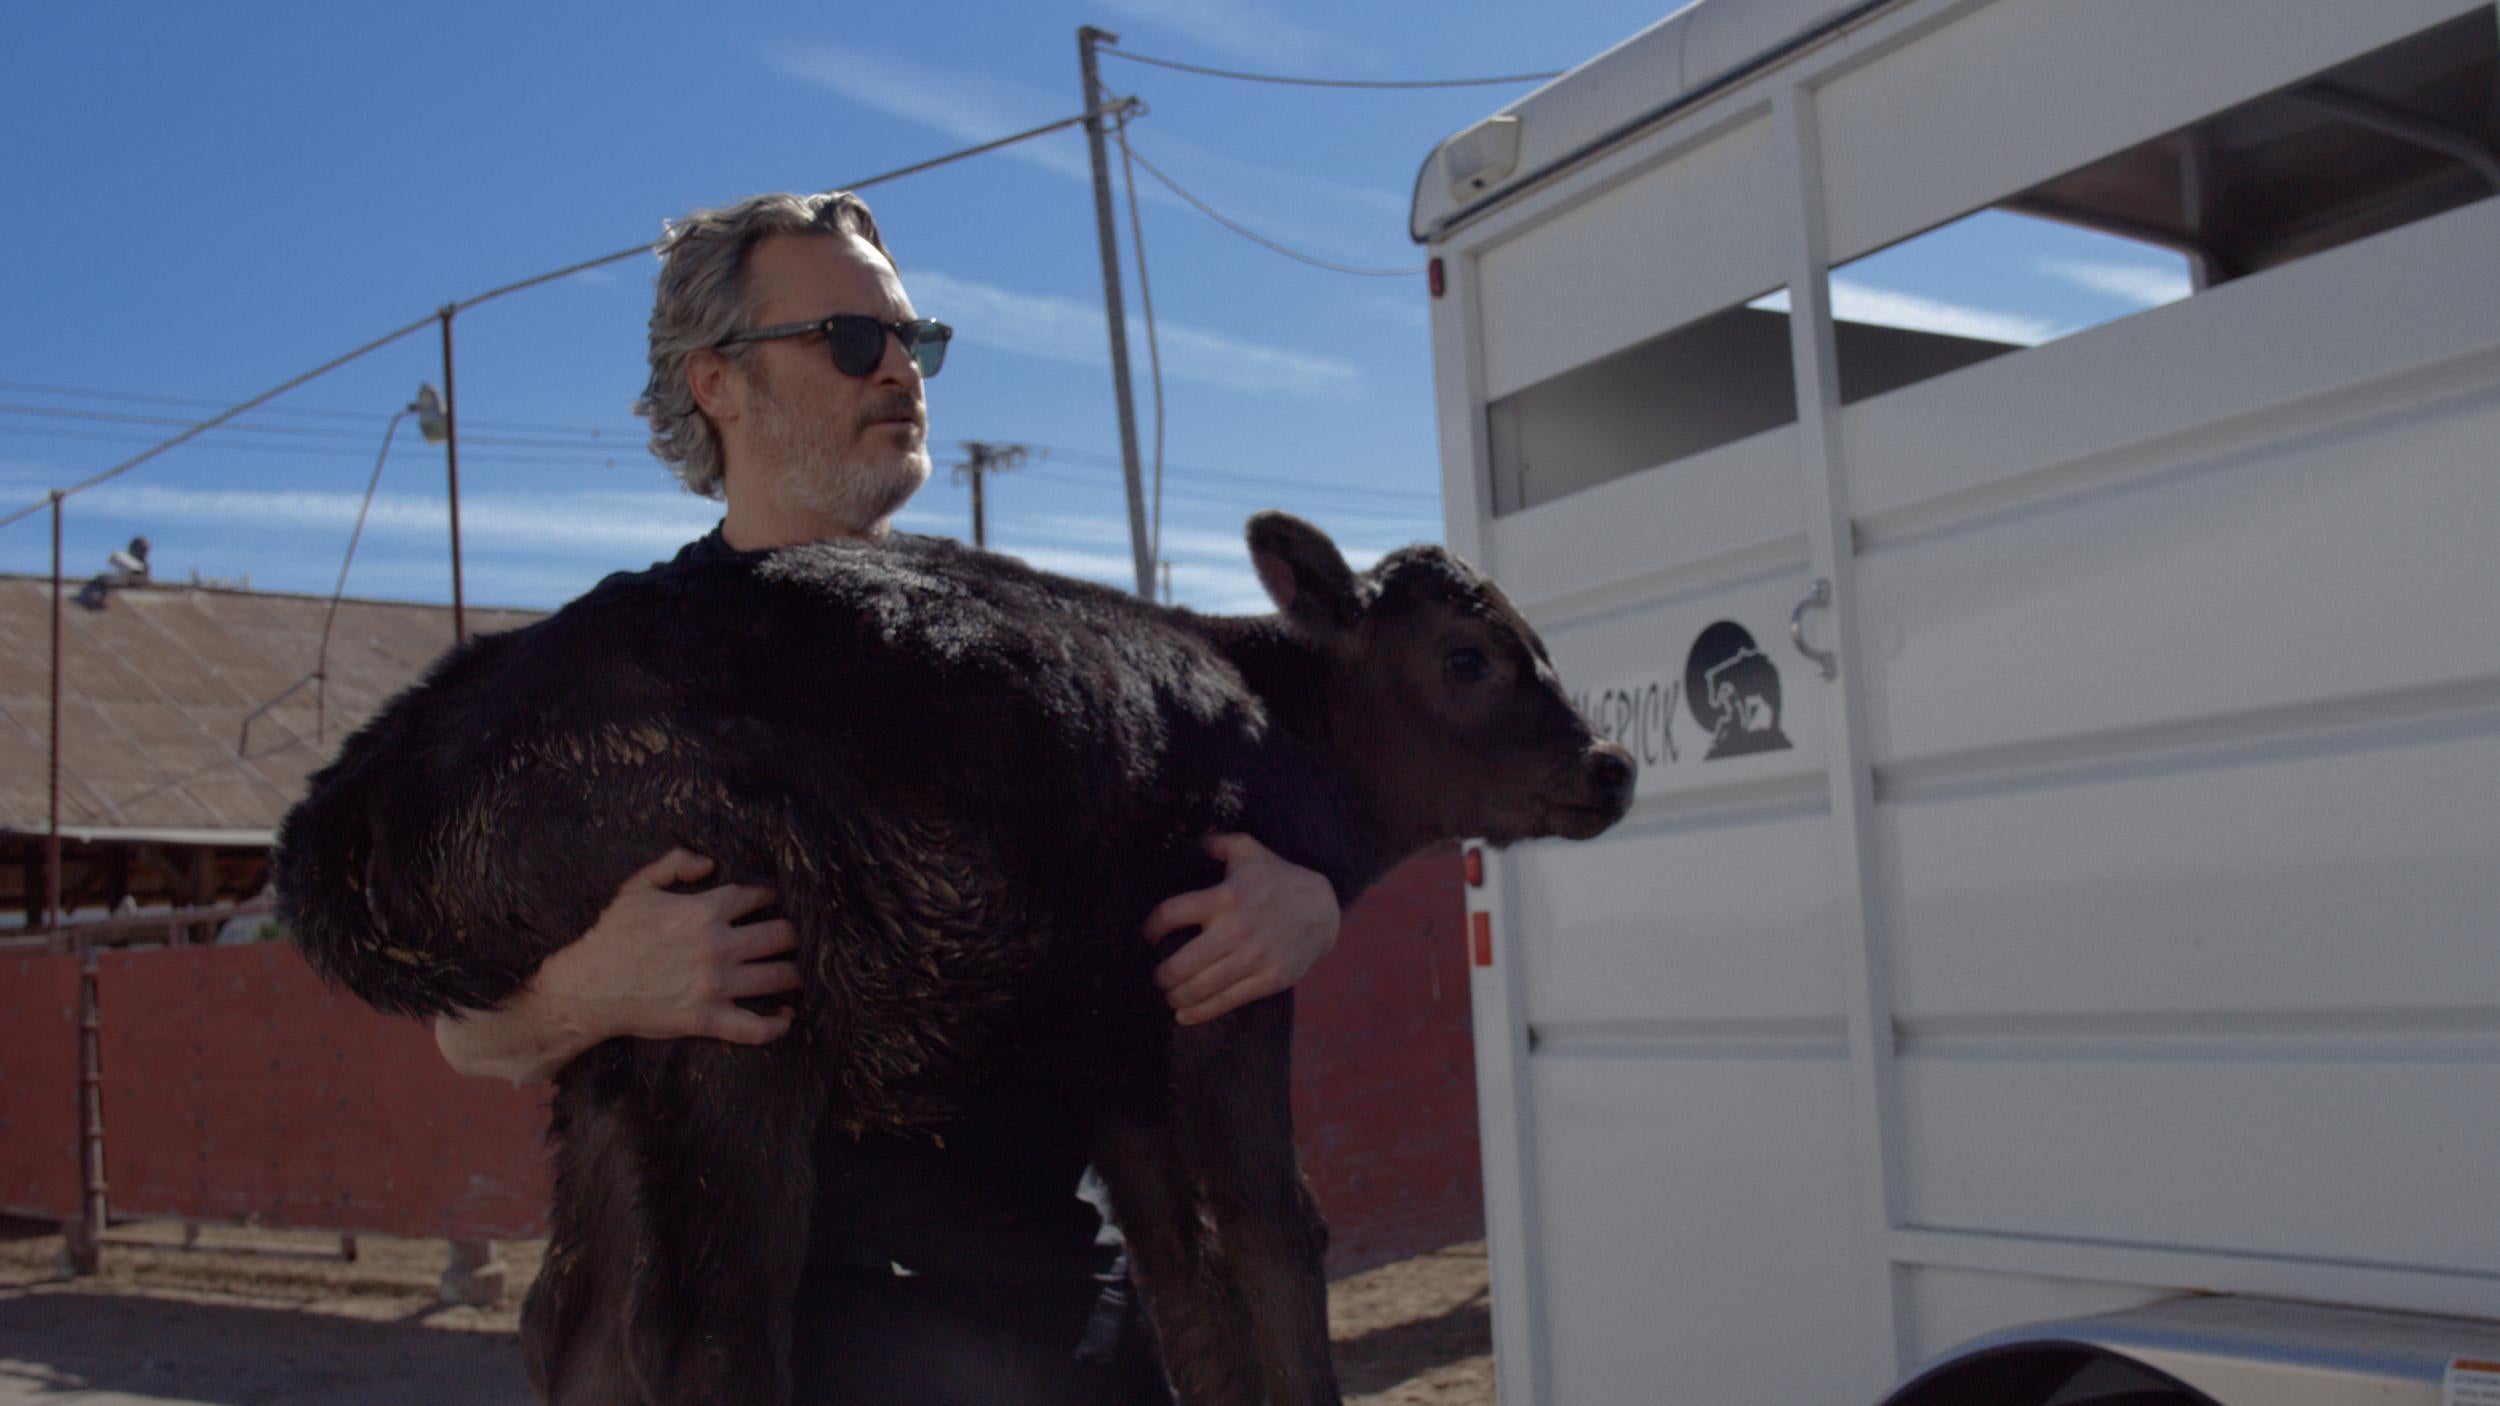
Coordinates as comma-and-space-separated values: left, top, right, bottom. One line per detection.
637, 191, 891, 498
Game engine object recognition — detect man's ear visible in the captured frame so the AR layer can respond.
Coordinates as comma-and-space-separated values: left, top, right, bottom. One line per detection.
686, 346, 744, 426
1247, 511, 1362, 634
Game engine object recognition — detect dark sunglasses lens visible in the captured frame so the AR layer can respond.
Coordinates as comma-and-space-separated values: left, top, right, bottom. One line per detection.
821, 317, 887, 377
905, 321, 951, 379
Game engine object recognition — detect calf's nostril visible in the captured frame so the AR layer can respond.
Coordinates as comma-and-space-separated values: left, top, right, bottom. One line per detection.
1588, 748, 1636, 799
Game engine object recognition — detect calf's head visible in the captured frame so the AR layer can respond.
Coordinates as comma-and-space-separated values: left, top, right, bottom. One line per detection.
1248, 512, 1635, 853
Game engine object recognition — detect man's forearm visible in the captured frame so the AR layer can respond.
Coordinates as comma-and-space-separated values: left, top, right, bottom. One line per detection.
434, 988, 601, 1086
430, 850, 802, 1086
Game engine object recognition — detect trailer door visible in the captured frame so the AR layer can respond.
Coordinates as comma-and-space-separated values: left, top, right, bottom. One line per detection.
1434, 98, 1888, 1406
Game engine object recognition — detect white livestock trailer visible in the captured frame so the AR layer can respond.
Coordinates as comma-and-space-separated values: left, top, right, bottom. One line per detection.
1412, 1, 2500, 1401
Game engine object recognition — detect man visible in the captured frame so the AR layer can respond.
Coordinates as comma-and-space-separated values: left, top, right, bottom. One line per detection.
431, 191, 1341, 1401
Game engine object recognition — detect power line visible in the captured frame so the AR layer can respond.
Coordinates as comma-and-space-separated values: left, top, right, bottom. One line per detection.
1023, 442, 1436, 503
1119, 143, 1425, 277
4, 399, 1431, 511
0, 380, 400, 422
5, 403, 1435, 502
4, 423, 1434, 515
0, 400, 1438, 502
0, 402, 634, 454
1021, 485, 1431, 531
0, 403, 379, 435
1111, 107, 1170, 568
0, 379, 640, 438
1009, 464, 1439, 520
451, 100, 1138, 315
0, 418, 639, 464
0, 434, 1408, 523
0, 312, 442, 532
0, 425, 645, 473
1101, 46, 1560, 90
0, 102, 1135, 533
312, 407, 414, 743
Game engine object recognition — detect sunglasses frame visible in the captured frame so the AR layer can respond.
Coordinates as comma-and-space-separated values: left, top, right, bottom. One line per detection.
715, 314, 952, 378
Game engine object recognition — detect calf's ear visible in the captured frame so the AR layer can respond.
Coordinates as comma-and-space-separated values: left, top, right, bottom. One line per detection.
1248, 511, 1362, 634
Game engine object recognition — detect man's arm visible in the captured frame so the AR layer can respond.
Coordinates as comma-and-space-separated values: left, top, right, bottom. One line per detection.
434, 847, 801, 1085
1140, 833, 1341, 1026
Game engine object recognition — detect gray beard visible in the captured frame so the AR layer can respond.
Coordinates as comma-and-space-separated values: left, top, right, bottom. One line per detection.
749, 392, 929, 535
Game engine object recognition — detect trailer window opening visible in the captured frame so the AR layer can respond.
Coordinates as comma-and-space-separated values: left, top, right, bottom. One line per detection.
1825, 9, 2498, 409
1780, 210, 2191, 408
1477, 10, 2495, 518
1486, 291, 1800, 516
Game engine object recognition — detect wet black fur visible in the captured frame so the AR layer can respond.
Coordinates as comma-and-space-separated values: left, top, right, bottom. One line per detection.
278, 518, 1592, 1406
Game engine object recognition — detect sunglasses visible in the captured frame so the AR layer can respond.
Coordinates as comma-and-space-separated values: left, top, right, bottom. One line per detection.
715, 314, 953, 379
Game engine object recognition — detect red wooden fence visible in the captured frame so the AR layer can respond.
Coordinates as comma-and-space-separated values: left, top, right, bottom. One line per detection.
1293, 845, 1486, 1273
0, 954, 82, 1219
0, 850, 1480, 1273
100, 941, 550, 1239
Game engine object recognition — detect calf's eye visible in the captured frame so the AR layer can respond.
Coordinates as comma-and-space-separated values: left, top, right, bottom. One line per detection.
1444, 646, 1490, 683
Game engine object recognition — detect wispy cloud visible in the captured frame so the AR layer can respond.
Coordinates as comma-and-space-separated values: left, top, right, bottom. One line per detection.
48, 481, 1427, 615
327, 556, 634, 608
1358, 290, 1432, 335
989, 540, 1273, 613
68, 484, 947, 557
1832, 280, 2064, 345
2037, 258, 2194, 310
0, 462, 59, 492
1018, 510, 1433, 566
1094, 0, 1331, 69
1122, 128, 1408, 226
768, 41, 1408, 260
1752, 280, 2065, 347
913, 269, 1361, 398
769, 44, 1094, 183
991, 507, 1441, 613
79, 484, 713, 555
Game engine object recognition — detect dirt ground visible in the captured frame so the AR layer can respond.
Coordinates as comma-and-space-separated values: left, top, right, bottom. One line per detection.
0, 1216, 1490, 1405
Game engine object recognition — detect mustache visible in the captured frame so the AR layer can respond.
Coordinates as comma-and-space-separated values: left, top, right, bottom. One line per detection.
859, 394, 922, 429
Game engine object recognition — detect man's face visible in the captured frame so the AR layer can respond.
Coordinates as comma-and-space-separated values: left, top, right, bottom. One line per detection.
730, 231, 931, 533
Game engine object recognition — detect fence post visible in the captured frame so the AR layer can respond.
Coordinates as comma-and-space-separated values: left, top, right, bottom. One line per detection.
66, 943, 104, 1275
440, 1239, 505, 1306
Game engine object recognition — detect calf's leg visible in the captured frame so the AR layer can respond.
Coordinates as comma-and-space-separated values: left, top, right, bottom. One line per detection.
524, 1081, 645, 1404
1090, 1100, 1259, 1406
616, 1042, 825, 1406
1177, 993, 1339, 1406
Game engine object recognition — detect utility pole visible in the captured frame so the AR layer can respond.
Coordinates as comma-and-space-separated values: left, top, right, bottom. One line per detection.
1160, 558, 1173, 606
1077, 25, 1155, 598
953, 441, 1033, 548
436, 308, 468, 644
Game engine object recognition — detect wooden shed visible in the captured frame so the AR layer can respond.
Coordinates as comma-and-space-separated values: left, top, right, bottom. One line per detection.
0, 572, 541, 937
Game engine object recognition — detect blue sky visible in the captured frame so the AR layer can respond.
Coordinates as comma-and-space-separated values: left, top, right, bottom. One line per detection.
1, 1, 2189, 615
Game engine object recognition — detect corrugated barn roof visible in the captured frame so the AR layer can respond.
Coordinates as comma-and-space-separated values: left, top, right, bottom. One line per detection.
0, 576, 543, 836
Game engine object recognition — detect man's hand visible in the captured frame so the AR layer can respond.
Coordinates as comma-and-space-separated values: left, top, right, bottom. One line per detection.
1141, 833, 1340, 1026
433, 847, 800, 1084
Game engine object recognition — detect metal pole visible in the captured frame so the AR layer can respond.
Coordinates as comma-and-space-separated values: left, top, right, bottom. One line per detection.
47, 495, 104, 1274
438, 309, 468, 644
1077, 27, 1155, 598
953, 441, 1029, 552
46, 491, 62, 953
73, 943, 103, 1275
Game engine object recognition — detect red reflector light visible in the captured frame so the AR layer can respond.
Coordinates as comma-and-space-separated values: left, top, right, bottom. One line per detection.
1428, 257, 1445, 298
1470, 911, 1492, 966
1464, 847, 1483, 886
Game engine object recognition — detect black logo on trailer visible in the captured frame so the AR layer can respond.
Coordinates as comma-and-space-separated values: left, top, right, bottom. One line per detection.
1685, 621, 1792, 760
